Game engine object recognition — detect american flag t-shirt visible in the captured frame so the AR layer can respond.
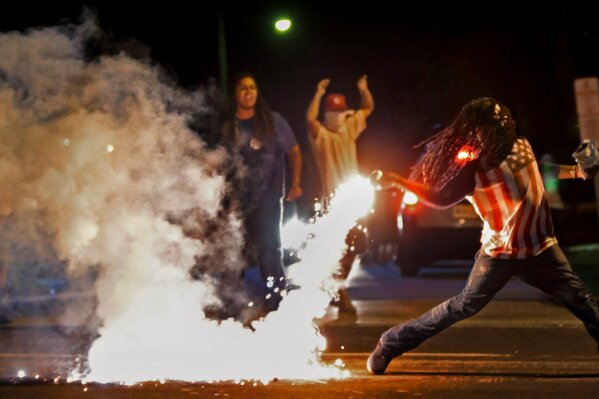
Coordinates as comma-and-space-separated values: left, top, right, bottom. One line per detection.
470, 137, 557, 259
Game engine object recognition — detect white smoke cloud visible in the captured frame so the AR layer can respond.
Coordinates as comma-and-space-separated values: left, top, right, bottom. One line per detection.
0, 18, 242, 372
0, 18, 374, 384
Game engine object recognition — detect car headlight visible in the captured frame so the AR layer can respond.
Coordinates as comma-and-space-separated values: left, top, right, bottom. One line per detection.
403, 192, 418, 205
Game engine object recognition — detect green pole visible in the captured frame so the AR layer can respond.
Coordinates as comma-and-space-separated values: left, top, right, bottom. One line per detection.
218, 13, 228, 94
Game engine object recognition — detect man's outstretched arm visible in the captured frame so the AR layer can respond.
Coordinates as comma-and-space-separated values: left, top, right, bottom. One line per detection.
306, 79, 329, 140
357, 75, 374, 118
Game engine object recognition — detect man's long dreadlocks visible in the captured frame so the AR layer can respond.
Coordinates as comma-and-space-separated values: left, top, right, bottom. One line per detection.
410, 97, 517, 190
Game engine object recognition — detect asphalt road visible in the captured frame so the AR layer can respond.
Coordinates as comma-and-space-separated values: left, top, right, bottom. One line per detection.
1, 261, 599, 398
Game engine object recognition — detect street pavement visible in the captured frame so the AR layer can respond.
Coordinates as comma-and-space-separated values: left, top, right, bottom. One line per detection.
1, 259, 599, 398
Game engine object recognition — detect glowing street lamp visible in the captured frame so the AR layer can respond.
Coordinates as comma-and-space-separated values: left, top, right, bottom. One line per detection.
219, 15, 293, 92
274, 18, 292, 33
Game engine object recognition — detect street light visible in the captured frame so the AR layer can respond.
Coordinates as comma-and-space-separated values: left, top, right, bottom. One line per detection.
218, 14, 293, 92
274, 18, 292, 33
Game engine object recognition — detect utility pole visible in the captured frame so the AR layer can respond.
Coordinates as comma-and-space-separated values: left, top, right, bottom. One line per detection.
218, 13, 228, 94
574, 77, 599, 229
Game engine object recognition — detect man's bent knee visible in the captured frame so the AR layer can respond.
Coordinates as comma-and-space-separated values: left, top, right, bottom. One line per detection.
451, 292, 488, 318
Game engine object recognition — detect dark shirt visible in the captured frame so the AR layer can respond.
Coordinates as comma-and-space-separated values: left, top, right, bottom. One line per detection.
236, 111, 297, 205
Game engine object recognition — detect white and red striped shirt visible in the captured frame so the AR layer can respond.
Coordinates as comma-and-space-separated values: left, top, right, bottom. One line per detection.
469, 138, 557, 259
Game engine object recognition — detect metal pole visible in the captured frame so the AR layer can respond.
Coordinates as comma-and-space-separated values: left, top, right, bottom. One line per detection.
218, 13, 228, 94
594, 174, 599, 228
573, 77, 599, 230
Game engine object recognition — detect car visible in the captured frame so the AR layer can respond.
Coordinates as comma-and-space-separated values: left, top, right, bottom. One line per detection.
392, 170, 599, 277
546, 177, 598, 246
394, 192, 483, 276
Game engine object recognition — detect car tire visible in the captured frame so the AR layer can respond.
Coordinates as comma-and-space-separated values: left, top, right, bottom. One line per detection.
395, 236, 422, 276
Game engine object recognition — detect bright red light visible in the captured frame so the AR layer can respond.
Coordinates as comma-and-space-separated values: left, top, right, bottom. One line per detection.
455, 145, 478, 164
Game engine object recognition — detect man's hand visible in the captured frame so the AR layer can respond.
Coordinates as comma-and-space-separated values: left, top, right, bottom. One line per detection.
286, 185, 303, 202
369, 170, 394, 190
316, 79, 330, 97
370, 170, 383, 187
572, 139, 598, 180
357, 75, 368, 91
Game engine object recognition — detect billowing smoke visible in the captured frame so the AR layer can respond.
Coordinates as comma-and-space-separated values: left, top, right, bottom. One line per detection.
0, 18, 374, 383
0, 18, 244, 374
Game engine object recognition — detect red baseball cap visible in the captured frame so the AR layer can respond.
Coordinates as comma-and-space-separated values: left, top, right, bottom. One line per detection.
324, 93, 347, 112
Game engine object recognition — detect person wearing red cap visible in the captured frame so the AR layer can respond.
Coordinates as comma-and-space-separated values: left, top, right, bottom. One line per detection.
306, 75, 374, 199
306, 75, 374, 315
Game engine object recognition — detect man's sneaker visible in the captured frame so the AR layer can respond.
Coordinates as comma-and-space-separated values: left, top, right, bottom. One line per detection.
367, 341, 399, 375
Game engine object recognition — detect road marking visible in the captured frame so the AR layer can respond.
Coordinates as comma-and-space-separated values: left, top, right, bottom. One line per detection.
323, 352, 514, 358
0, 353, 82, 359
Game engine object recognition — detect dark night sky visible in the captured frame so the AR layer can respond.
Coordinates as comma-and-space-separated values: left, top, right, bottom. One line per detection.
2, 1, 599, 201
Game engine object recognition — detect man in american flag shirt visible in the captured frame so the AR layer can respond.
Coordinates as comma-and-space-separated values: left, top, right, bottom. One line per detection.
367, 97, 599, 375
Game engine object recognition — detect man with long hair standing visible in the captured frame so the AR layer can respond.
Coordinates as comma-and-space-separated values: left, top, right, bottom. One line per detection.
368, 97, 599, 374
222, 72, 302, 313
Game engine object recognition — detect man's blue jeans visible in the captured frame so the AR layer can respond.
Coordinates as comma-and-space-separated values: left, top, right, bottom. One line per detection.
245, 192, 286, 291
381, 245, 599, 354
